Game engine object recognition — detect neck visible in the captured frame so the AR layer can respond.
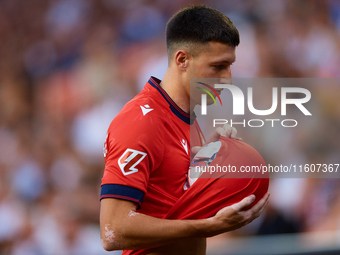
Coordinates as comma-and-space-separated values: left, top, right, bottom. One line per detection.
160, 68, 196, 114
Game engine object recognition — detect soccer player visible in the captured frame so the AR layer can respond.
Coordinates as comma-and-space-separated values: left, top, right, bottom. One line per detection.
100, 5, 270, 255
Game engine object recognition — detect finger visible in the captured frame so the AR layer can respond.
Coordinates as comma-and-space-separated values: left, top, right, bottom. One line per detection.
223, 124, 232, 137
230, 127, 237, 139
205, 127, 226, 144
253, 193, 270, 218
250, 199, 269, 221
191, 146, 202, 154
235, 137, 243, 141
248, 192, 270, 216
216, 127, 227, 137
231, 195, 256, 212
242, 193, 270, 223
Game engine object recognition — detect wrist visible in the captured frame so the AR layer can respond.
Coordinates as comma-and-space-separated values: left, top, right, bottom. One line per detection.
204, 217, 225, 237
184, 217, 223, 238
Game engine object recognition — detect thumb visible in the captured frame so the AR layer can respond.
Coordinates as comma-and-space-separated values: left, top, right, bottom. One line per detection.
231, 195, 256, 211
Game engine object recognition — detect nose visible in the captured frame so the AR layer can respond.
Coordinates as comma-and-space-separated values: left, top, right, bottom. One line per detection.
219, 77, 232, 84
219, 67, 232, 84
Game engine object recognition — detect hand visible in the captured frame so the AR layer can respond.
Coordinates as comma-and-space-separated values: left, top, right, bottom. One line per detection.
192, 124, 242, 154
208, 193, 270, 236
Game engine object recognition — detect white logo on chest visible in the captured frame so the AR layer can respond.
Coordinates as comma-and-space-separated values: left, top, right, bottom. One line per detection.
181, 139, 188, 155
140, 104, 154, 116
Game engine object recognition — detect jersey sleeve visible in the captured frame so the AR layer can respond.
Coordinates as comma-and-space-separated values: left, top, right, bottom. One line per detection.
100, 103, 165, 207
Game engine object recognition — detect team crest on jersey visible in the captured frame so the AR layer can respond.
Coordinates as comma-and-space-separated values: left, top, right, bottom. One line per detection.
118, 149, 147, 175
188, 141, 222, 186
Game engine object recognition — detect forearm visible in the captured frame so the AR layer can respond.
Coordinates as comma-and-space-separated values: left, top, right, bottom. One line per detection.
100, 200, 218, 250
101, 202, 216, 250
100, 193, 270, 251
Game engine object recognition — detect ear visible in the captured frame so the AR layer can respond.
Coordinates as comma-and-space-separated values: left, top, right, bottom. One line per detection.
174, 50, 190, 71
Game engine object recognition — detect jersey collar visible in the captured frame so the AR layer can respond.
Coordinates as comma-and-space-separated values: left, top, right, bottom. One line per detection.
147, 77, 196, 125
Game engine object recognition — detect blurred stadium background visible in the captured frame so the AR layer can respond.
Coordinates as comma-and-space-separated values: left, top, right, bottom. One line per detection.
0, 0, 340, 254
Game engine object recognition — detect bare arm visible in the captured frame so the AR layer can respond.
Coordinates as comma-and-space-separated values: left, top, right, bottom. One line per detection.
100, 193, 270, 251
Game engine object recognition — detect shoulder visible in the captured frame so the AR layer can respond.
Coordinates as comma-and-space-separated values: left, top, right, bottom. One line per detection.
109, 101, 165, 136
109, 91, 169, 132
105, 94, 171, 162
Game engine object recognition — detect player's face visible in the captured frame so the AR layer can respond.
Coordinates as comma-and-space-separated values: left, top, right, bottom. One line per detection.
187, 42, 236, 106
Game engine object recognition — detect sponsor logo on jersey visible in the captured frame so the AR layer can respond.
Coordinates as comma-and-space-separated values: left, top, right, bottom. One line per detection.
118, 149, 147, 175
181, 139, 188, 154
140, 104, 154, 116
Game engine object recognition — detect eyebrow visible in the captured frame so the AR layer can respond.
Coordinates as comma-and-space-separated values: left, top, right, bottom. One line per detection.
211, 59, 236, 65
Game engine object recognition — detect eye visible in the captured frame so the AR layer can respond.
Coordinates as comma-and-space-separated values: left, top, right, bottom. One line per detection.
214, 65, 225, 71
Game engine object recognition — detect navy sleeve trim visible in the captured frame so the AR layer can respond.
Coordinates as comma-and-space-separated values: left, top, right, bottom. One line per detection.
100, 184, 144, 208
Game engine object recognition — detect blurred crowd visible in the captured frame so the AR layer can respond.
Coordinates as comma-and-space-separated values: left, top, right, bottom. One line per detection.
0, 0, 339, 254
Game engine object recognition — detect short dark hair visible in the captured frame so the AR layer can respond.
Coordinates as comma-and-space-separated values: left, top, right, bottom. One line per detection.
166, 5, 240, 58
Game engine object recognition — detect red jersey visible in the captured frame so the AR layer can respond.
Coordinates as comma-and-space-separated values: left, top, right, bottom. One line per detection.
100, 77, 268, 255
101, 77, 204, 218
166, 136, 269, 220
132, 137, 269, 255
